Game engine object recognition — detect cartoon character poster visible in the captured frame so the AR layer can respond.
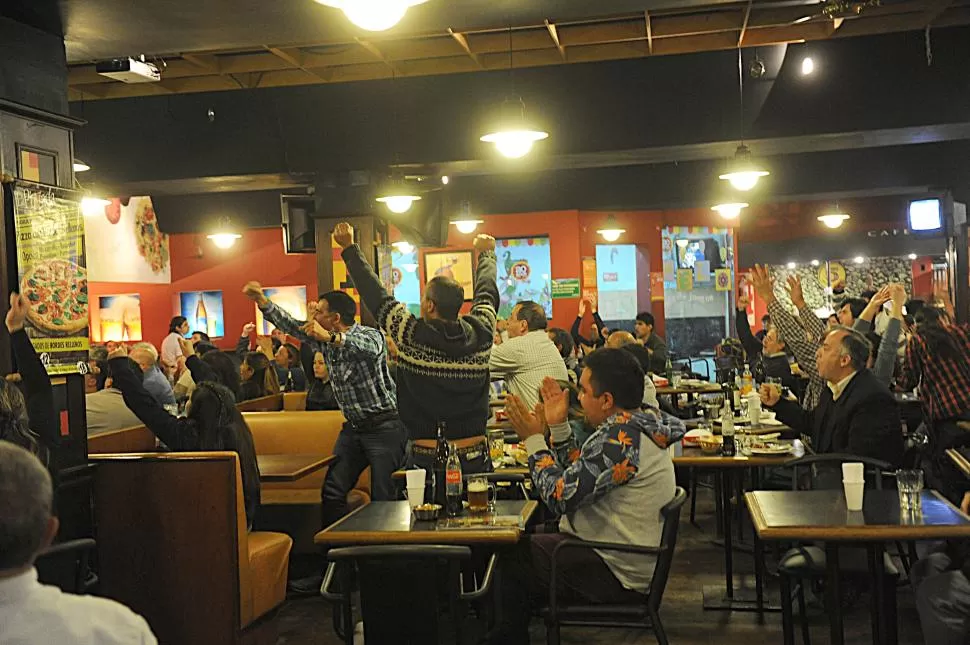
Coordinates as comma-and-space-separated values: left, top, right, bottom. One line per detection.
424, 250, 474, 300
496, 237, 552, 319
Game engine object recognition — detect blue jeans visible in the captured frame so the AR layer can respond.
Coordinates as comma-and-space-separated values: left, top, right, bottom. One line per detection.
321, 416, 407, 527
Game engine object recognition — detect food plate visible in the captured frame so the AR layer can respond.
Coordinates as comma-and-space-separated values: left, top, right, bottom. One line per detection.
749, 445, 793, 456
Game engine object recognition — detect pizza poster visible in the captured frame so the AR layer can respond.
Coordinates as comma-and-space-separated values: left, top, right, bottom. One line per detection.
12, 182, 91, 375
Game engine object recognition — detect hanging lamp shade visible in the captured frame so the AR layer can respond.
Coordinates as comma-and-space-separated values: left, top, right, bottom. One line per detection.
711, 202, 749, 220
596, 215, 625, 242
817, 211, 851, 229
376, 175, 421, 214
313, 0, 429, 31
719, 144, 770, 191
207, 217, 242, 249
480, 98, 549, 159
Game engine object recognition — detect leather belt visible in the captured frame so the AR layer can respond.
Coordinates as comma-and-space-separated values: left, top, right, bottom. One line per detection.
413, 436, 485, 450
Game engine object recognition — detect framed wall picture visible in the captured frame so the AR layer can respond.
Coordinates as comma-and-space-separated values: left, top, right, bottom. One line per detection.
496, 237, 552, 319
255, 286, 308, 334
424, 250, 474, 300
178, 291, 225, 338
93, 294, 142, 342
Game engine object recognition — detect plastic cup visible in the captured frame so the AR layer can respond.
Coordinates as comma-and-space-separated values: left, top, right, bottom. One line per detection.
842, 462, 864, 483
843, 480, 865, 511
405, 469, 426, 489
405, 486, 425, 509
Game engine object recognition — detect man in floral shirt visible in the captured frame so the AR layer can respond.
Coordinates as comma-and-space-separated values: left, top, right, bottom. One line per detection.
483, 348, 685, 644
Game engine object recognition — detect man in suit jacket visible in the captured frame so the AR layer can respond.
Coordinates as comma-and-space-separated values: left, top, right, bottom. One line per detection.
760, 325, 903, 467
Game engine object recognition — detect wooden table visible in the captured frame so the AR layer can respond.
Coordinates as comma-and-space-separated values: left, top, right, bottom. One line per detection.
257, 454, 336, 482
746, 489, 970, 645
314, 499, 539, 546
655, 384, 722, 396
673, 443, 802, 612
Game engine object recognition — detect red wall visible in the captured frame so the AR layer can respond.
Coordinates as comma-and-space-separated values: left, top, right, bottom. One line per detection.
88, 228, 318, 350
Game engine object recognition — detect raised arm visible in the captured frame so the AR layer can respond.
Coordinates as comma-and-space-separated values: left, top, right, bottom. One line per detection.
108, 353, 199, 450
5, 294, 57, 449
235, 323, 254, 357
468, 236, 499, 331
735, 293, 762, 359
786, 275, 826, 343
753, 265, 819, 378
241, 285, 317, 345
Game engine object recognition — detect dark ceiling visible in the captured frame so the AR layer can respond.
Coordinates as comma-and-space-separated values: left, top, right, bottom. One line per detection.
60, 0, 736, 62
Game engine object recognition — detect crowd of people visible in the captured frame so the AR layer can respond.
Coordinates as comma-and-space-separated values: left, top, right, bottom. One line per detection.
4, 236, 970, 642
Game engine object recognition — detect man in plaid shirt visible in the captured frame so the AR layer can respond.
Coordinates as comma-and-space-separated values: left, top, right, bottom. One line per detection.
243, 282, 405, 527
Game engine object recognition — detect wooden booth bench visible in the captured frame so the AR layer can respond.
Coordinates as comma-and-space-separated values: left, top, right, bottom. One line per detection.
90, 452, 292, 645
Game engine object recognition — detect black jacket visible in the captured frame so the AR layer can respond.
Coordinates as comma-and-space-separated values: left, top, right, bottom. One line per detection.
736, 309, 795, 389
771, 368, 904, 467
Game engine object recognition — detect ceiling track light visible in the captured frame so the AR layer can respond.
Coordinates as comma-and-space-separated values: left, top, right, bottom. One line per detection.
313, 0, 429, 31
596, 215, 625, 242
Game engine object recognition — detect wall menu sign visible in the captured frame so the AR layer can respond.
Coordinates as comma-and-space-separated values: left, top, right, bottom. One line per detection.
551, 278, 580, 299
12, 182, 90, 375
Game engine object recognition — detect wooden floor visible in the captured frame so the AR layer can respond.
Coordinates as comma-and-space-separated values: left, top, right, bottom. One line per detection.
272, 485, 926, 644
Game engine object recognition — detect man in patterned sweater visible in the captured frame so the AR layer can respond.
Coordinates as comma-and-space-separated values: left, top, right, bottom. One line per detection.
333, 222, 499, 474
484, 349, 685, 644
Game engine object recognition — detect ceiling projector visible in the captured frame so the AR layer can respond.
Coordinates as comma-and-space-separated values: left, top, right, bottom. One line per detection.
95, 57, 161, 83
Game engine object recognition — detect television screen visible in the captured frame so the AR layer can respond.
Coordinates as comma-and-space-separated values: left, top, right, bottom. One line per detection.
909, 198, 942, 231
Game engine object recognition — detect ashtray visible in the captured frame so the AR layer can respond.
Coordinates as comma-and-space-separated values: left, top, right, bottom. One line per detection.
413, 503, 441, 521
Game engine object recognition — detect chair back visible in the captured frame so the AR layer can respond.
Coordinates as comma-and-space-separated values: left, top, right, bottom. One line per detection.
784, 453, 892, 491
647, 486, 687, 608
325, 545, 472, 645
34, 538, 97, 594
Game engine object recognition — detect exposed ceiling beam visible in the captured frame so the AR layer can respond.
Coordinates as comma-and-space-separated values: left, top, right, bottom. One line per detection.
355, 37, 398, 75
181, 53, 220, 73
544, 20, 567, 61
447, 28, 483, 68
645, 10, 654, 54
266, 46, 333, 82
738, 0, 753, 46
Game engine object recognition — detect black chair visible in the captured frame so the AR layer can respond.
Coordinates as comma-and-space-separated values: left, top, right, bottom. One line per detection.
34, 538, 98, 594
540, 487, 687, 645
777, 454, 897, 645
320, 544, 498, 645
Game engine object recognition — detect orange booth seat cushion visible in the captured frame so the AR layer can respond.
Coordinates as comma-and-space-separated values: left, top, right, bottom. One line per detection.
245, 532, 293, 624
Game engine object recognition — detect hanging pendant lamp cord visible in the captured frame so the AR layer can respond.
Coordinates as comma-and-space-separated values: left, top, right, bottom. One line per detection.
737, 47, 745, 145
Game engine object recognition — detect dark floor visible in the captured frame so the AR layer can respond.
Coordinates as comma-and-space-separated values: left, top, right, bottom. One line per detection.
273, 484, 925, 645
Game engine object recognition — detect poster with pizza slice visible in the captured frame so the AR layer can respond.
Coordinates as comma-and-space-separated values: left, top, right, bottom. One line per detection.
84, 195, 171, 284
12, 182, 91, 375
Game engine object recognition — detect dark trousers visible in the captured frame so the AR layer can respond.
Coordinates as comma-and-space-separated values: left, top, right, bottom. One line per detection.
406, 440, 493, 475
912, 546, 970, 645
321, 416, 407, 527
484, 532, 642, 645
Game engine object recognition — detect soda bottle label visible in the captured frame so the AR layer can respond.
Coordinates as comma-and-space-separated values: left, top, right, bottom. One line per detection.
446, 470, 461, 485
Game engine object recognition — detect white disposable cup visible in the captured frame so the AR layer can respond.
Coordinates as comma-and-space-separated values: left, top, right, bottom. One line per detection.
405, 469, 426, 489
406, 486, 425, 509
843, 480, 865, 511
842, 462, 864, 482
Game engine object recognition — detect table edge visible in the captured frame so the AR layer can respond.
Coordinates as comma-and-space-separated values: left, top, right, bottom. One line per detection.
257, 454, 337, 482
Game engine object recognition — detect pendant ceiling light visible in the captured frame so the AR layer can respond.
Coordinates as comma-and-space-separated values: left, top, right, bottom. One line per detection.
596, 215, 625, 242
391, 240, 414, 254
376, 177, 421, 214
73, 159, 91, 173
451, 201, 483, 234
313, 0, 428, 31
80, 196, 110, 217
207, 217, 242, 249
480, 27, 549, 159
718, 49, 770, 191
711, 201, 749, 220
817, 211, 851, 228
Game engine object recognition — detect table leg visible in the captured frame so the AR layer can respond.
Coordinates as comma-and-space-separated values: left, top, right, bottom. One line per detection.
826, 543, 845, 645
722, 470, 735, 599
870, 543, 896, 645
754, 532, 765, 620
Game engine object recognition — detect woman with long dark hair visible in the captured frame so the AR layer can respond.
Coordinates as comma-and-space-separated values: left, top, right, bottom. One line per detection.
299, 343, 338, 411
201, 351, 243, 401
108, 340, 261, 527
899, 307, 970, 423
239, 351, 280, 401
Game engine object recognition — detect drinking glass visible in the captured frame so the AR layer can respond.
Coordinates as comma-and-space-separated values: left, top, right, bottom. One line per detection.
466, 475, 496, 513
896, 469, 924, 512
487, 430, 506, 469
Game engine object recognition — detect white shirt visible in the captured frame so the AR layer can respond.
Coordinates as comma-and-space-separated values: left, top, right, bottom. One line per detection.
827, 371, 858, 401
489, 330, 569, 412
160, 332, 182, 369
0, 568, 157, 644
85, 388, 143, 436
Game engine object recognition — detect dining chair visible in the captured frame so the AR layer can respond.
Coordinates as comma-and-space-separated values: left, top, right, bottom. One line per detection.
777, 453, 897, 645
320, 544, 498, 645
540, 487, 687, 645
34, 538, 98, 594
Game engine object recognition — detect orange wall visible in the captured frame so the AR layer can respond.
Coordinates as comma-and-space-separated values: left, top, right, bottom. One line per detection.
88, 228, 319, 350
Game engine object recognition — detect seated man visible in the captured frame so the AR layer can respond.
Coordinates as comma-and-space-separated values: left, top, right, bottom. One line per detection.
129, 343, 176, 409
606, 331, 659, 409
85, 357, 144, 435
759, 326, 903, 467
736, 292, 795, 388
0, 441, 157, 643
489, 301, 568, 412
633, 311, 668, 374
485, 351, 685, 644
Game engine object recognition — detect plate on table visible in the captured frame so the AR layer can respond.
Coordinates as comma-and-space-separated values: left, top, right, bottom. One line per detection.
749, 444, 793, 456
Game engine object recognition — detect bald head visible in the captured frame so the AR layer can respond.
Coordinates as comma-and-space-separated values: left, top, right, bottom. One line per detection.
128, 347, 157, 372
0, 441, 57, 570
606, 330, 637, 349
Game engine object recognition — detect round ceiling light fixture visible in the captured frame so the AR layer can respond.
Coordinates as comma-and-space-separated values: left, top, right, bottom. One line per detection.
391, 241, 414, 254
207, 217, 242, 249
853, 256, 865, 264
596, 215, 625, 242
376, 175, 421, 214
313, 0, 428, 31
801, 57, 815, 76
80, 196, 110, 217
711, 202, 749, 220
719, 144, 770, 191
73, 159, 91, 173
817, 212, 851, 229
451, 219, 484, 234
480, 98, 549, 159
